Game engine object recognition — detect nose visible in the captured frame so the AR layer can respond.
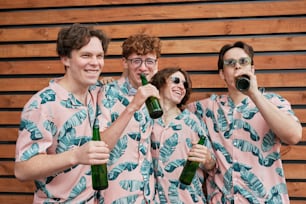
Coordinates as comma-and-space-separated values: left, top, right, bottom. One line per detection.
90, 56, 99, 65
235, 62, 241, 70
177, 81, 185, 89
138, 61, 147, 71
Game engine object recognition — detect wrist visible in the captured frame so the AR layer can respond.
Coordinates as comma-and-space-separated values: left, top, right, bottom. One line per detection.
203, 154, 216, 170
69, 147, 79, 166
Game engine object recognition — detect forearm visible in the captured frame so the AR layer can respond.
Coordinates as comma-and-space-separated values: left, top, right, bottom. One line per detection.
250, 91, 302, 144
15, 149, 77, 181
101, 103, 138, 150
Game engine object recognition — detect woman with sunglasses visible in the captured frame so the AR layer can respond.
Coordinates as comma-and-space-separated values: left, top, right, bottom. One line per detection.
150, 67, 216, 203
187, 41, 302, 203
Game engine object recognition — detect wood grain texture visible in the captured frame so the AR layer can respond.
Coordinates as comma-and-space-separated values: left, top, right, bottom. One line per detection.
1, 18, 305, 42
2, 36, 306, 58
1, 0, 305, 201
1, 1, 305, 26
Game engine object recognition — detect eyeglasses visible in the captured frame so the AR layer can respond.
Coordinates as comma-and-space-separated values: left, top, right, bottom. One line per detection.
223, 57, 251, 67
170, 76, 188, 89
127, 58, 157, 68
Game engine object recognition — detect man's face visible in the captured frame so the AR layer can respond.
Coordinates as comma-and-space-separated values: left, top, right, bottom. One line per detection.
123, 53, 158, 88
62, 37, 105, 90
220, 47, 253, 90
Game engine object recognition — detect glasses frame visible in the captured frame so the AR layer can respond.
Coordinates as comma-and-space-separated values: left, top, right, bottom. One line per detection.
170, 76, 188, 89
127, 57, 157, 69
223, 57, 251, 67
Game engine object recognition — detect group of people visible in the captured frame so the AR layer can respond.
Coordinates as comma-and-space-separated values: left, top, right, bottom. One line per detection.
14, 23, 302, 204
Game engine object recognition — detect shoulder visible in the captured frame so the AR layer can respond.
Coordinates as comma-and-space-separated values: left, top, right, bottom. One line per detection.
262, 91, 291, 106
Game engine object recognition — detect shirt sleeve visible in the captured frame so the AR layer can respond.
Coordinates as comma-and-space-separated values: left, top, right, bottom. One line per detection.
15, 96, 54, 162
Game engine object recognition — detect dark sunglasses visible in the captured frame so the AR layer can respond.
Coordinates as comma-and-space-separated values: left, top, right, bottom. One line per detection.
170, 76, 188, 89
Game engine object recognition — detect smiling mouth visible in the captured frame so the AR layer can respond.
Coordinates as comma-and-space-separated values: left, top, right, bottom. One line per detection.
85, 69, 99, 73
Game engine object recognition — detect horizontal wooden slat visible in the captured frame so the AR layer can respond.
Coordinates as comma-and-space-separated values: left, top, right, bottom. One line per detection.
1, 18, 306, 42
0, 0, 218, 9
1, 54, 306, 75
0, 178, 34, 193
1, 90, 305, 110
2, 141, 306, 159
288, 182, 306, 198
0, 0, 208, 9
1, 1, 305, 26
0, 111, 21, 125
1, 72, 306, 92
0, 95, 32, 109
2, 36, 306, 58
0, 161, 14, 176
0, 195, 33, 204
281, 145, 306, 160
291, 201, 306, 204
0, 128, 18, 141
283, 163, 306, 179
0, 144, 16, 158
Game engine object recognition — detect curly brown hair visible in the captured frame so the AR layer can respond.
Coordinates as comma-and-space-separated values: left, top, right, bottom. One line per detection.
56, 23, 110, 58
121, 34, 161, 59
150, 67, 192, 109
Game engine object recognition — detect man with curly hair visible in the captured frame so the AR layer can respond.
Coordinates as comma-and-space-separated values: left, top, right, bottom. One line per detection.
98, 34, 162, 203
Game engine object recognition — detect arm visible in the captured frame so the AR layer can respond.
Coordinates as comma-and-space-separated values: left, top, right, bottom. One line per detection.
100, 83, 160, 150
15, 140, 109, 181
238, 69, 302, 145
249, 90, 302, 145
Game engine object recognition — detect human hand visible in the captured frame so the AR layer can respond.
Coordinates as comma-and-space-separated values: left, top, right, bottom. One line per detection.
129, 84, 160, 111
73, 141, 109, 165
188, 140, 215, 170
234, 68, 259, 95
100, 77, 115, 85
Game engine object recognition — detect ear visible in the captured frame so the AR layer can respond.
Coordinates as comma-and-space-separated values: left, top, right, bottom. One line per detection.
122, 57, 128, 69
60, 56, 70, 67
121, 57, 128, 76
251, 65, 255, 74
219, 69, 225, 80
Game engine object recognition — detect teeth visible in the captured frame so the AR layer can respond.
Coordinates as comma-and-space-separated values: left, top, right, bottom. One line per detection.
174, 90, 181, 95
85, 70, 98, 73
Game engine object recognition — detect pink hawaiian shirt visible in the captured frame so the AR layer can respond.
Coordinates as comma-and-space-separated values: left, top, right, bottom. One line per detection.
187, 92, 299, 204
152, 109, 214, 203
15, 78, 101, 203
98, 77, 155, 203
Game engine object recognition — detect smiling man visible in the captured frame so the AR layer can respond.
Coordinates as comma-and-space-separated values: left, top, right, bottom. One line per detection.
15, 23, 110, 203
98, 34, 161, 203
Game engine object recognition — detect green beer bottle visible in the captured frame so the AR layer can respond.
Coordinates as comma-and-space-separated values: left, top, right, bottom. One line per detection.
179, 137, 206, 185
140, 73, 163, 119
91, 125, 108, 190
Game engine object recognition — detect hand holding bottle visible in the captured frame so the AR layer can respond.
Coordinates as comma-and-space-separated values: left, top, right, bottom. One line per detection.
179, 137, 215, 185
140, 73, 163, 119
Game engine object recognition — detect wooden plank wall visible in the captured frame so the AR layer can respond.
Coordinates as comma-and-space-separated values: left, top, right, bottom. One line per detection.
0, 0, 305, 203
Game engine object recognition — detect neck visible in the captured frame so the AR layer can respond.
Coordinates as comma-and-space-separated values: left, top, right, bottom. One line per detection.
160, 99, 181, 125
58, 76, 89, 104
228, 89, 248, 105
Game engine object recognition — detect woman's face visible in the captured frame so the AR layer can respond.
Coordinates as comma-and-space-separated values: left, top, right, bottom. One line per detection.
160, 71, 187, 106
